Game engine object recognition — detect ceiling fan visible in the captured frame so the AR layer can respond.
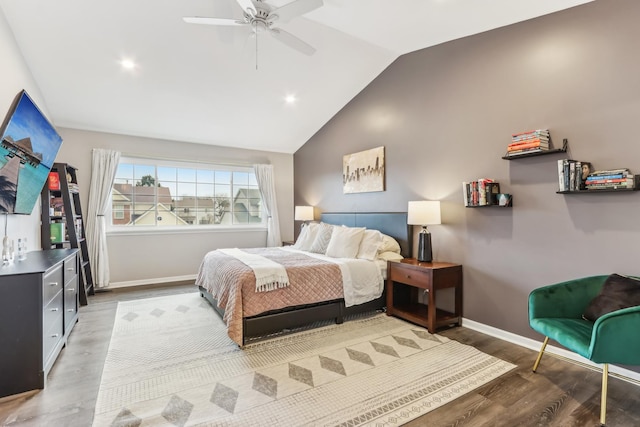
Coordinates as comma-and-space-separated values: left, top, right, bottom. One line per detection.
184, 0, 323, 58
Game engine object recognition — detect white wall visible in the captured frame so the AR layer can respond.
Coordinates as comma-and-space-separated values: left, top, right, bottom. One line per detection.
0, 8, 49, 252
56, 128, 294, 285
1, 6, 294, 286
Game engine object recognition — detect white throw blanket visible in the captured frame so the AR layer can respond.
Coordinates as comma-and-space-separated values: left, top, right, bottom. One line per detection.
281, 247, 384, 306
219, 248, 290, 292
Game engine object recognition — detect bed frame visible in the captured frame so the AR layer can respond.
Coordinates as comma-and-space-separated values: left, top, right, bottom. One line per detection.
199, 212, 411, 345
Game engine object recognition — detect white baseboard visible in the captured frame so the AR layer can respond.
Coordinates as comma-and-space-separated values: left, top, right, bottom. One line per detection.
108, 274, 197, 289
462, 318, 640, 385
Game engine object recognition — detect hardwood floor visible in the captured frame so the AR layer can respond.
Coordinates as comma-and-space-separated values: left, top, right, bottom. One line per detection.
0, 284, 638, 426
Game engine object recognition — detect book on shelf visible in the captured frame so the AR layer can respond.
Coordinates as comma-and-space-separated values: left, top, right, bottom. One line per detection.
49, 196, 64, 216
589, 168, 630, 176
558, 160, 592, 191
557, 160, 565, 191
68, 182, 80, 193
508, 137, 550, 148
50, 222, 66, 244
586, 174, 625, 181
511, 129, 550, 140
48, 172, 60, 191
506, 147, 548, 156
463, 179, 498, 206
507, 141, 550, 152
462, 182, 469, 206
75, 218, 83, 239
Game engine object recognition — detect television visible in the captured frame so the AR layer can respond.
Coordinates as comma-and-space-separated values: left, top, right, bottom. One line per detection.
0, 90, 63, 214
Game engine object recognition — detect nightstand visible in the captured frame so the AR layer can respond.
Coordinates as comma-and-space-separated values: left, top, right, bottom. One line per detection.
282, 241, 295, 246
386, 259, 463, 333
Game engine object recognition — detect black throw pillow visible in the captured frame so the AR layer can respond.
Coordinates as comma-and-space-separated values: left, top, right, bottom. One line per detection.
583, 274, 640, 322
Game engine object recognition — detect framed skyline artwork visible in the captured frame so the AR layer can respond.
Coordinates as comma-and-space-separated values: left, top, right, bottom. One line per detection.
342, 146, 385, 194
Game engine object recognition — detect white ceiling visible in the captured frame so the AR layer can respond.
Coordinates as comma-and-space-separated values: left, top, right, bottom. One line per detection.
0, 0, 593, 154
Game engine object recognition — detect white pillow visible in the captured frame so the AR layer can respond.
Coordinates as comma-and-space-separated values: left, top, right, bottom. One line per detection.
377, 251, 404, 262
293, 223, 319, 251
308, 222, 334, 254
357, 229, 382, 261
378, 233, 402, 254
326, 226, 365, 258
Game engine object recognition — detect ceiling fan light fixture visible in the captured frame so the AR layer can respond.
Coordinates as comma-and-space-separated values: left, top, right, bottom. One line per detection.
183, 0, 323, 62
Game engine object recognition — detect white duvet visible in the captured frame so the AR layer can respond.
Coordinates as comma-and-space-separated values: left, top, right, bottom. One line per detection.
280, 247, 384, 307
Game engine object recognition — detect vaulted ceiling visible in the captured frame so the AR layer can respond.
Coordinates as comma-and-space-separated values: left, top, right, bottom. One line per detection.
0, 0, 593, 153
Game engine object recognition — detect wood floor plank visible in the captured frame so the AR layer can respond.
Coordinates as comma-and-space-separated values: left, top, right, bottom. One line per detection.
0, 283, 638, 426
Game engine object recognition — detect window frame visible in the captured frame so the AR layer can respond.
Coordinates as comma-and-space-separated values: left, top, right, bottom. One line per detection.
107, 156, 266, 235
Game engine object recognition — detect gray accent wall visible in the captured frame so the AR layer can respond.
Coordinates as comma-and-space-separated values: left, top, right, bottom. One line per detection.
294, 0, 640, 342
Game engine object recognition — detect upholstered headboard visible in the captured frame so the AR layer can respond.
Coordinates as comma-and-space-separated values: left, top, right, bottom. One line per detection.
320, 212, 412, 258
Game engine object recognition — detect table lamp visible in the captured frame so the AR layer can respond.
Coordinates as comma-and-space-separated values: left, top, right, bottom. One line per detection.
407, 200, 441, 262
294, 205, 314, 231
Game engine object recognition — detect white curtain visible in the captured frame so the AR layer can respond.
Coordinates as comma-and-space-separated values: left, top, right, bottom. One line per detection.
253, 164, 282, 247
86, 149, 121, 288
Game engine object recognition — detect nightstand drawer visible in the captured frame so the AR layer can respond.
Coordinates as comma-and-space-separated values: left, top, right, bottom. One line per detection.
388, 265, 431, 288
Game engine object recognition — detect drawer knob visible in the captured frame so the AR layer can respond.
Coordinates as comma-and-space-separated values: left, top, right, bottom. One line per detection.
51, 334, 60, 338
49, 282, 59, 287
51, 308, 59, 312
67, 267, 74, 271
67, 309, 75, 312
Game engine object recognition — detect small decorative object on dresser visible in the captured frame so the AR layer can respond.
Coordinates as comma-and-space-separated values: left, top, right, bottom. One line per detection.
386, 259, 463, 334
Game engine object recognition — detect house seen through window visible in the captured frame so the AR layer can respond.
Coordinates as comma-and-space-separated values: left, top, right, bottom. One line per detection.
111, 159, 263, 227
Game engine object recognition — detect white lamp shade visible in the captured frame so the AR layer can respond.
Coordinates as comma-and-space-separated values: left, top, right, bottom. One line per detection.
407, 201, 441, 225
294, 205, 314, 221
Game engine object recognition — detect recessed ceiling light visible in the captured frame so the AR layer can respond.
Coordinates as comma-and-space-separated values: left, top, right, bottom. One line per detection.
120, 59, 136, 70
285, 94, 296, 104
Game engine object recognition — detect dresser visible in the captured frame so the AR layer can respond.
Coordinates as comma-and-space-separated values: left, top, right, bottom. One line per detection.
0, 249, 79, 397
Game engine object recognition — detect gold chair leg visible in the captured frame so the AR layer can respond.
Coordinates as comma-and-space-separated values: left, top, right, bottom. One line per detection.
600, 363, 608, 426
532, 336, 549, 372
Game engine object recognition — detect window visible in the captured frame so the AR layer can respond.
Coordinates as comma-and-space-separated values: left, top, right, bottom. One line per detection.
111, 157, 263, 228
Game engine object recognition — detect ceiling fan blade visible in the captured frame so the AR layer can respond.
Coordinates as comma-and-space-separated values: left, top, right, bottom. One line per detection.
183, 17, 246, 26
269, 28, 316, 56
235, 0, 256, 14
271, 0, 323, 23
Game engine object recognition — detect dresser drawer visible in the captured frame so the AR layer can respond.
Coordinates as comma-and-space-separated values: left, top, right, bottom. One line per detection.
43, 317, 63, 366
43, 264, 63, 306
64, 280, 78, 331
388, 264, 432, 288
43, 293, 64, 365
63, 256, 77, 281
43, 290, 63, 329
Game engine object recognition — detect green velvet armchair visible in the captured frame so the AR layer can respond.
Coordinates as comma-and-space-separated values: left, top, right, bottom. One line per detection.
528, 275, 640, 426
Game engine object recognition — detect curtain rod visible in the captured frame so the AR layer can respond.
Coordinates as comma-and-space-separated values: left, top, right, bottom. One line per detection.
112, 150, 266, 168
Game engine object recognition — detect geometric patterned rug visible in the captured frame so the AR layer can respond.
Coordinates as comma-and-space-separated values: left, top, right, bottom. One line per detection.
92, 292, 515, 426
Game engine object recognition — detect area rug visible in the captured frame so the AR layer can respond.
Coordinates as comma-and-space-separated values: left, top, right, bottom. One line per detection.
93, 293, 515, 427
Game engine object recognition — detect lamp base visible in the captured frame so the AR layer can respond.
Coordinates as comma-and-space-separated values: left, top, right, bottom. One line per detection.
416, 231, 432, 263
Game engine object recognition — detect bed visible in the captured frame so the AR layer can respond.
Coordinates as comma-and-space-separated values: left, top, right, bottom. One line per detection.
197, 212, 411, 346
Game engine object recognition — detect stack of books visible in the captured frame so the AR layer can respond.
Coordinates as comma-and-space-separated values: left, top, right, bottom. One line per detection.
462, 179, 500, 206
506, 129, 551, 156
557, 159, 592, 191
68, 182, 80, 193
584, 168, 638, 191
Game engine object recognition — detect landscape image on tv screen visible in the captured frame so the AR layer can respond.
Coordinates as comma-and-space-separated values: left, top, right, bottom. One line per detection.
0, 90, 63, 214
